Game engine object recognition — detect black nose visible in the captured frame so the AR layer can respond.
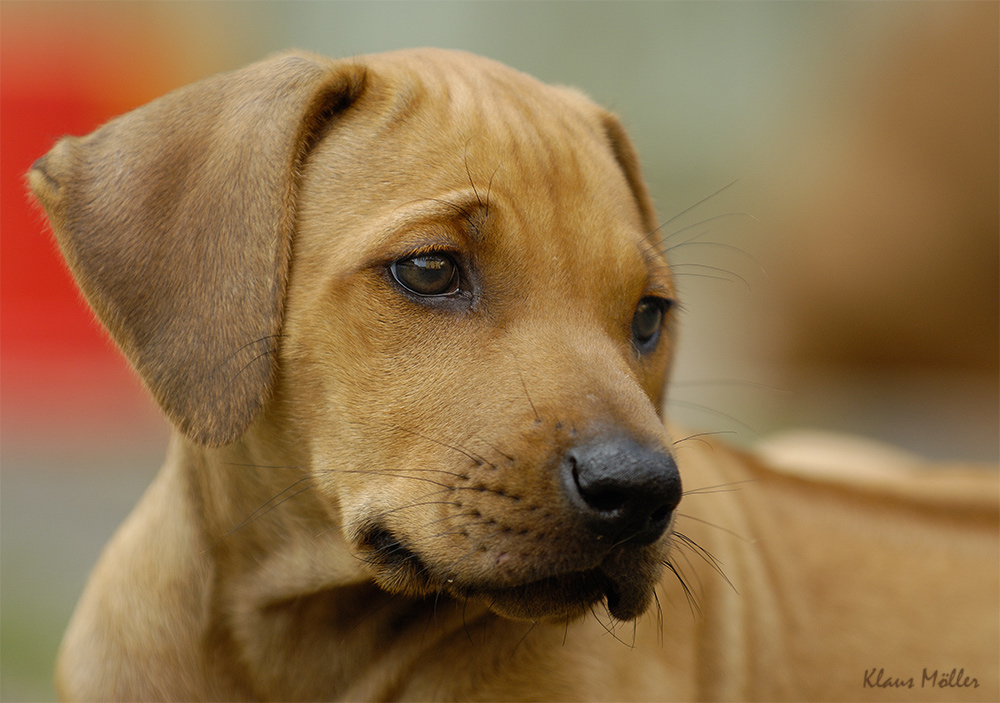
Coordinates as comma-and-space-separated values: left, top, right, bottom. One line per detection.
561, 438, 681, 545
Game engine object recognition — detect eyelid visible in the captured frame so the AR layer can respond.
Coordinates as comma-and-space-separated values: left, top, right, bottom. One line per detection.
649, 294, 675, 310
388, 240, 463, 262
642, 277, 675, 300
365, 196, 485, 259
361, 221, 469, 273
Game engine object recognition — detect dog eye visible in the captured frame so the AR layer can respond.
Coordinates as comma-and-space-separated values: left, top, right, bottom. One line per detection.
390, 254, 460, 297
632, 297, 671, 351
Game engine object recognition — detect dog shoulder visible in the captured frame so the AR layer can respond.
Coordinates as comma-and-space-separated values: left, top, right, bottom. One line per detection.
754, 429, 998, 514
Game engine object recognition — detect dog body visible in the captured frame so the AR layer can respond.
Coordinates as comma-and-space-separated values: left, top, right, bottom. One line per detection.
30, 49, 998, 701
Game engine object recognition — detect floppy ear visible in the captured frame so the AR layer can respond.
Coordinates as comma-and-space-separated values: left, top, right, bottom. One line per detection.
600, 113, 658, 234
28, 52, 367, 446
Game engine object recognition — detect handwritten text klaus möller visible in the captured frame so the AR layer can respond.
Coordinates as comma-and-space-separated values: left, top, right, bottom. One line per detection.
864, 668, 979, 690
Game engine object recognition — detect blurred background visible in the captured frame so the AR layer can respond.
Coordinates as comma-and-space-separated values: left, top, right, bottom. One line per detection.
2, 1, 996, 699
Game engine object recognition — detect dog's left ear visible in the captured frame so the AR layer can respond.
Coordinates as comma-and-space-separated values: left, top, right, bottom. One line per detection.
600, 113, 658, 233
28, 53, 368, 445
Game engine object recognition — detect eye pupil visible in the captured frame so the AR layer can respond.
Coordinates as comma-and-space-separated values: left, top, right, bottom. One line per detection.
391, 254, 459, 296
632, 297, 668, 349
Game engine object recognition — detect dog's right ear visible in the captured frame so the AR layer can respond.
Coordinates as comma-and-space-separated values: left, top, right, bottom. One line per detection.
599, 112, 658, 235
28, 53, 368, 446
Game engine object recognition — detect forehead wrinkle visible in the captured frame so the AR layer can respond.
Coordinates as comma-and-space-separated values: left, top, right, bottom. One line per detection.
377, 192, 487, 243
409, 58, 599, 189
370, 54, 617, 227
495, 91, 593, 189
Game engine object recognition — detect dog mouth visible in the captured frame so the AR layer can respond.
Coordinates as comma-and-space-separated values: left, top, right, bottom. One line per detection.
355, 523, 663, 622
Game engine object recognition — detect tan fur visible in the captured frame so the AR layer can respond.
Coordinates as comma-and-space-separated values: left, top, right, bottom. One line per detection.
30, 49, 998, 701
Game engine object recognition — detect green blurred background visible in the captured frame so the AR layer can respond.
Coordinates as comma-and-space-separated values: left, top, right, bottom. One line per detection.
2, 2, 996, 699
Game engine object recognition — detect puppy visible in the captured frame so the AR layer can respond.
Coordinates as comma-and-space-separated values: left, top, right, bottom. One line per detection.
30, 49, 998, 701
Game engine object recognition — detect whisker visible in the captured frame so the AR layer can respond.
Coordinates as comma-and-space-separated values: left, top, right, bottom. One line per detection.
223, 461, 306, 470
517, 369, 541, 424
485, 161, 503, 215
663, 240, 769, 280
674, 513, 749, 542
669, 262, 753, 292
462, 597, 475, 645
421, 509, 482, 530
588, 603, 628, 644
486, 443, 516, 464
392, 425, 495, 468
673, 532, 737, 594
643, 180, 740, 244
221, 347, 277, 396
207, 478, 314, 551
670, 542, 707, 602
209, 333, 284, 379
651, 589, 664, 647
681, 479, 756, 496
512, 621, 538, 655
658, 211, 760, 253
663, 398, 760, 436
463, 141, 484, 208
668, 271, 740, 285
672, 378, 789, 394
429, 197, 481, 238
335, 469, 458, 492
662, 560, 701, 617
671, 430, 737, 447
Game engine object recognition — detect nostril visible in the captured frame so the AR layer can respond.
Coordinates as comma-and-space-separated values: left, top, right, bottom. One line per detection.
587, 490, 628, 514
650, 504, 672, 525
571, 461, 627, 514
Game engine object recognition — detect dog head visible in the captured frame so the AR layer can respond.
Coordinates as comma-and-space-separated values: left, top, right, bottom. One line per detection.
30, 49, 681, 623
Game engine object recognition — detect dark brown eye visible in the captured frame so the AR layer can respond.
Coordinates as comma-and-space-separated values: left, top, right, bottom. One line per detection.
390, 254, 459, 297
632, 297, 670, 352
